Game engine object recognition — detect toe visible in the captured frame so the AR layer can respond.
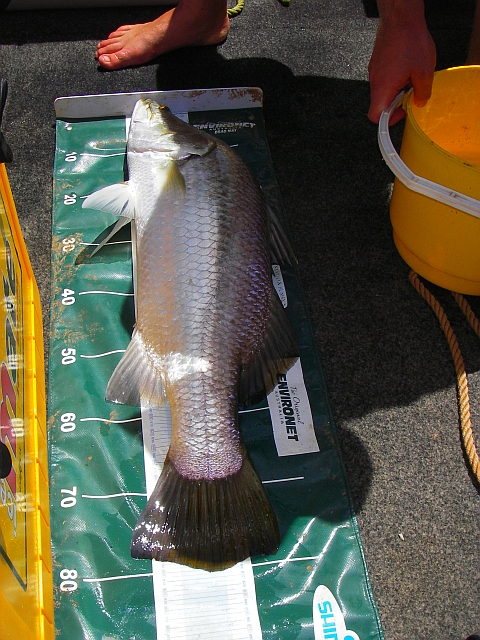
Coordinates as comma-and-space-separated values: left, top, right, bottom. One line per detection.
97, 36, 123, 50
105, 25, 134, 39
97, 50, 130, 70
97, 54, 118, 69
97, 40, 124, 55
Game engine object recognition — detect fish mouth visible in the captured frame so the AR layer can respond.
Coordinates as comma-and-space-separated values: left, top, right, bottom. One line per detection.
130, 100, 182, 155
129, 98, 217, 160
132, 99, 168, 124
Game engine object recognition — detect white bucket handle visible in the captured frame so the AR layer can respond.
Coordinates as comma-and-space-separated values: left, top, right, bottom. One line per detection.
378, 91, 480, 220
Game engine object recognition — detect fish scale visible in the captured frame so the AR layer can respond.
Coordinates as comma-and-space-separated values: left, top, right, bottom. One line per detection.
82, 99, 298, 570
136, 141, 265, 471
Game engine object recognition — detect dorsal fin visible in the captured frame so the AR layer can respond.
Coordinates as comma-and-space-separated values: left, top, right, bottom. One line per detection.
238, 289, 298, 406
268, 207, 297, 266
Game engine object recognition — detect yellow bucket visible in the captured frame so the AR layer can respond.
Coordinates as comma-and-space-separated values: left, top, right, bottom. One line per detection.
378, 66, 480, 294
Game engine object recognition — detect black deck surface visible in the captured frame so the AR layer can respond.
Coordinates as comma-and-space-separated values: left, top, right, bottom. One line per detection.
1, 1, 479, 638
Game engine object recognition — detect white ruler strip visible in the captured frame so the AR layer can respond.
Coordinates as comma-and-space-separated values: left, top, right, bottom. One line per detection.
140, 405, 263, 640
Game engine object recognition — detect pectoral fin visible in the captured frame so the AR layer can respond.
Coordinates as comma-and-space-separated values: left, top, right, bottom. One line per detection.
82, 182, 136, 218
156, 159, 186, 201
89, 216, 132, 257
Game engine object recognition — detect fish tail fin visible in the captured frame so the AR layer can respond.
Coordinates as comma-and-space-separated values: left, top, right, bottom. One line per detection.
106, 330, 167, 406
130, 454, 279, 570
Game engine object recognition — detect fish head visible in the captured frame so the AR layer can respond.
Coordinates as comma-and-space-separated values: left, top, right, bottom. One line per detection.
128, 100, 216, 162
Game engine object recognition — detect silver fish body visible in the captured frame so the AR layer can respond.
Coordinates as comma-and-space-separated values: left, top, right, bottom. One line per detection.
83, 100, 298, 569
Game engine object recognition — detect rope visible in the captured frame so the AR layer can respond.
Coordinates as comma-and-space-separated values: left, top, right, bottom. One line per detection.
227, 0, 289, 18
451, 291, 480, 338
409, 270, 480, 483
227, 0, 244, 17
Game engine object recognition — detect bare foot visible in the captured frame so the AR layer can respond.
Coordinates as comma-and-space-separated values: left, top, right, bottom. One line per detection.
96, 2, 229, 70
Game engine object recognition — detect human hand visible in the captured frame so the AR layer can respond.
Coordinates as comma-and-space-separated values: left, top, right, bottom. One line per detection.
367, 12, 436, 124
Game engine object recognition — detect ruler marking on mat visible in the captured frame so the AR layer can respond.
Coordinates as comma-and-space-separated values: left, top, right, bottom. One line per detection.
79, 417, 141, 424
78, 290, 134, 296
83, 573, 153, 584
78, 152, 125, 158
79, 350, 125, 359
81, 492, 147, 499
262, 476, 304, 484
79, 240, 132, 247
238, 406, 269, 414
252, 555, 321, 567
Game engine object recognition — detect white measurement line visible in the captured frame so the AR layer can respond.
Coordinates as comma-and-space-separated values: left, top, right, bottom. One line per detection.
81, 492, 147, 499
83, 572, 153, 584
79, 152, 125, 158
238, 406, 269, 414
262, 476, 304, 484
78, 290, 134, 297
79, 240, 132, 246
251, 555, 321, 568
80, 350, 125, 359
80, 417, 141, 424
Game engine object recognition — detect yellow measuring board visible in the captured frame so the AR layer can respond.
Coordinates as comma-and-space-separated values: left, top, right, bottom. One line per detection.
0, 163, 53, 640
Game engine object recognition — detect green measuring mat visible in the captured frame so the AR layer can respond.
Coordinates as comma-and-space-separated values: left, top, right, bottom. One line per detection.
48, 89, 383, 640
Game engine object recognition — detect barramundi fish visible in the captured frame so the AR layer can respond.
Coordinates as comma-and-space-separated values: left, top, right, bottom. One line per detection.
82, 99, 298, 570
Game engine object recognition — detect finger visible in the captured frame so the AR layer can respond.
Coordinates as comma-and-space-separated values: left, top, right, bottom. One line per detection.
410, 68, 434, 108
368, 85, 401, 124
388, 106, 406, 126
